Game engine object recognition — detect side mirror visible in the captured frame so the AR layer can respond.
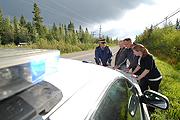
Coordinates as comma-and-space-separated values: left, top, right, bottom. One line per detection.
128, 94, 139, 117
141, 90, 169, 110
125, 81, 137, 95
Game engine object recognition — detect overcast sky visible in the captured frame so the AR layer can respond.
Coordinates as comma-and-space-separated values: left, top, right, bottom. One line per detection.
0, 0, 180, 41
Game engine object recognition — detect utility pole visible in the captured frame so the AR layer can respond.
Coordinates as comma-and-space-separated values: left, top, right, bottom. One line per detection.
91, 31, 96, 46
99, 25, 102, 38
165, 17, 168, 25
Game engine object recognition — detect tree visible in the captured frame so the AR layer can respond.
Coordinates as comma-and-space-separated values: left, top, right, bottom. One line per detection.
175, 18, 180, 30
79, 25, 82, 32
58, 23, 66, 41
32, 3, 43, 31
30, 26, 39, 43
106, 36, 110, 43
68, 20, 74, 32
19, 25, 29, 43
20, 14, 26, 27
2, 16, 14, 44
78, 25, 84, 43
14, 16, 20, 44
38, 25, 46, 39
26, 21, 35, 42
52, 23, 57, 40
113, 37, 119, 44
26, 21, 32, 33
83, 28, 92, 43
0, 7, 4, 42
46, 28, 53, 41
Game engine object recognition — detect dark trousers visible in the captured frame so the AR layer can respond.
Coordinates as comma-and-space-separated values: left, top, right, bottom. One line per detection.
139, 78, 162, 113
139, 78, 162, 93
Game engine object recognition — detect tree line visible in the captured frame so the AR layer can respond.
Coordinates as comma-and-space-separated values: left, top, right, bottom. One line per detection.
0, 3, 118, 54
134, 20, 180, 67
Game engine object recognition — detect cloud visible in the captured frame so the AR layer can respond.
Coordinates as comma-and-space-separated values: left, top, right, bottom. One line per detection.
0, 0, 164, 40
47, 0, 156, 26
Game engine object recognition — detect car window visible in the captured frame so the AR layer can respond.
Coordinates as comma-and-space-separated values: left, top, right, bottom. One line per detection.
92, 78, 142, 120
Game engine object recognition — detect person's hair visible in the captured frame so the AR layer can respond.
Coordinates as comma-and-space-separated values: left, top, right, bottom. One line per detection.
119, 40, 123, 43
123, 38, 131, 42
132, 44, 153, 58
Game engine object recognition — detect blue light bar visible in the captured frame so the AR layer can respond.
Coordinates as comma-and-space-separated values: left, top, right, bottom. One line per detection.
30, 54, 60, 85
0, 47, 60, 101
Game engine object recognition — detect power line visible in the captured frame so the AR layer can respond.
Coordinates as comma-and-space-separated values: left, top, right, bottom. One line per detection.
20, 0, 96, 27
50, 0, 98, 25
155, 8, 180, 27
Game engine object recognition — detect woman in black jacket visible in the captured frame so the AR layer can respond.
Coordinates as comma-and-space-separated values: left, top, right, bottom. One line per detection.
129, 44, 162, 113
130, 44, 162, 92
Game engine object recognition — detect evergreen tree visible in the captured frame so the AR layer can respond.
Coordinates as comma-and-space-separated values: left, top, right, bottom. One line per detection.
72, 31, 78, 45
0, 7, 4, 43
39, 25, 46, 39
110, 38, 112, 44
43, 25, 49, 40
64, 25, 67, 35
78, 25, 84, 43
147, 25, 153, 41
83, 28, 92, 43
3, 17, 14, 44
19, 25, 29, 43
26, 21, 34, 42
68, 20, 74, 32
14, 16, 20, 44
59, 23, 62, 34
52, 23, 57, 40
175, 18, 180, 30
46, 28, 53, 41
32, 3, 43, 31
20, 14, 26, 27
31, 26, 39, 43
26, 21, 32, 33
58, 23, 66, 41
106, 36, 110, 43
113, 37, 119, 44
79, 25, 82, 32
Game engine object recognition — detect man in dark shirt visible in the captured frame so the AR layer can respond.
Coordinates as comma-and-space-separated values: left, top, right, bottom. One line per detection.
113, 38, 138, 72
95, 39, 112, 66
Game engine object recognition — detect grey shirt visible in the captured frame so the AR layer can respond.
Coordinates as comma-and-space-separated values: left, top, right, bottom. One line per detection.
116, 48, 138, 69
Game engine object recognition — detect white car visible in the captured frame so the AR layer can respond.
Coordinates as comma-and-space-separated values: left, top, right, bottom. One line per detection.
0, 48, 169, 120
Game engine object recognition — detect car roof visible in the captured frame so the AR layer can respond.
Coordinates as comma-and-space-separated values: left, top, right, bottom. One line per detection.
43, 58, 139, 119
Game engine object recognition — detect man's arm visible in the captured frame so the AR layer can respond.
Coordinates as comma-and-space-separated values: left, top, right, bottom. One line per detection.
95, 48, 102, 64
116, 49, 127, 66
108, 48, 112, 64
128, 56, 138, 69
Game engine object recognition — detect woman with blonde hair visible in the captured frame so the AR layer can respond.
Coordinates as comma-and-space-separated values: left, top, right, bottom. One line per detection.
130, 44, 162, 113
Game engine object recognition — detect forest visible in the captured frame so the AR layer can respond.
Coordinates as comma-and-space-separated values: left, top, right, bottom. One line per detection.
0, 3, 118, 54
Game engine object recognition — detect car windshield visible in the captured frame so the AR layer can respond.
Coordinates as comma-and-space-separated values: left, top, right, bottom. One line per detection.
92, 78, 142, 120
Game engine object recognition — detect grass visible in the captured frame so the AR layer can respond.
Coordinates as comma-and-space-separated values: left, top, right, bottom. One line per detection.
150, 57, 180, 120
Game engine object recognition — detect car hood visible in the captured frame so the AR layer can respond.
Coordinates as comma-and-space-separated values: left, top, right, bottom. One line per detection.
43, 58, 123, 119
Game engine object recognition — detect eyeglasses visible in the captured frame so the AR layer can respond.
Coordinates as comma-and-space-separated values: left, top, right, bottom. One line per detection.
124, 42, 129, 46
100, 42, 106, 44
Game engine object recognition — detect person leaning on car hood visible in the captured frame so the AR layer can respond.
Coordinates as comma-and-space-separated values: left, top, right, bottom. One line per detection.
95, 39, 112, 66
113, 38, 138, 72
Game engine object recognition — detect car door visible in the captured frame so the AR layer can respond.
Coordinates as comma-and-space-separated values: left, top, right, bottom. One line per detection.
89, 77, 147, 120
